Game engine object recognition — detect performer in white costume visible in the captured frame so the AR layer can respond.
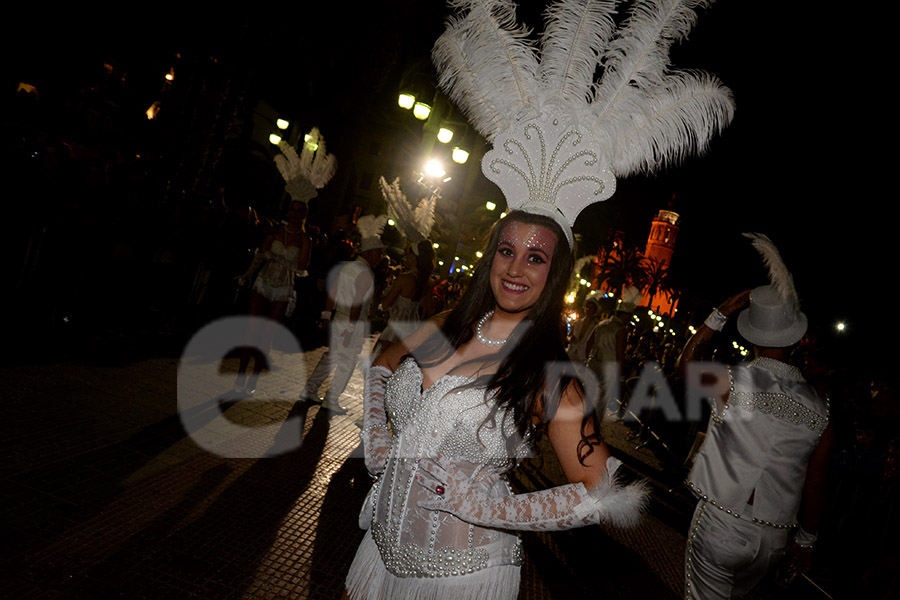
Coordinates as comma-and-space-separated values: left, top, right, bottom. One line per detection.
233, 129, 335, 396
678, 234, 835, 599
373, 177, 437, 357
343, 0, 735, 596
301, 215, 386, 414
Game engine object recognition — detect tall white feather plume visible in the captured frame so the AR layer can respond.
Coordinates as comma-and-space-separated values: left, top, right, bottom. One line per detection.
605, 71, 734, 177
273, 127, 337, 204
379, 176, 436, 246
592, 0, 711, 116
413, 195, 437, 241
433, 0, 541, 141
743, 232, 801, 314
539, 0, 618, 113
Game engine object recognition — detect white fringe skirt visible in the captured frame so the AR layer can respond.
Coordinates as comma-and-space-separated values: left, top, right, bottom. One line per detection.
344, 531, 521, 600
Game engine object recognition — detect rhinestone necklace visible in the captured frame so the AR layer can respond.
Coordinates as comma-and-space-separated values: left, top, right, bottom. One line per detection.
475, 311, 507, 347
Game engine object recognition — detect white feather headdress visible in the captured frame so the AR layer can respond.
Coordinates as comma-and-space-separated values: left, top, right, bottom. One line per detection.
273, 127, 338, 204
432, 0, 735, 247
357, 214, 389, 252
378, 176, 436, 252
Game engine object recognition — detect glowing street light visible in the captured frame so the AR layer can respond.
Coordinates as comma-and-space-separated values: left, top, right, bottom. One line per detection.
485, 201, 497, 211
269, 133, 282, 145
437, 127, 454, 143
836, 321, 846, 332
451, 147, 469, 164
276, 119, 289, 130
424, 159, 445, 178
413, 102, 431, 120
398, 93, 415, 109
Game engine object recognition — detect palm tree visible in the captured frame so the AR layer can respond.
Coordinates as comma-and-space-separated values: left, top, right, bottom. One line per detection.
604, 246, 647, 301
641, 257, 669, 311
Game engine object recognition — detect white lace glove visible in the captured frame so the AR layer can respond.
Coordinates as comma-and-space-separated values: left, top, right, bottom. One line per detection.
415, 454, 647, 531
238, 251, 267, 286
360, 365, 393, 476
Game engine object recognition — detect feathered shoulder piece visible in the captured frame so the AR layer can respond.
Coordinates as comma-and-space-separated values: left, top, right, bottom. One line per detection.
273, 127, 338, 204
432, 0, 734, 247
742, 232, 801, 314
378, 176, 436, 247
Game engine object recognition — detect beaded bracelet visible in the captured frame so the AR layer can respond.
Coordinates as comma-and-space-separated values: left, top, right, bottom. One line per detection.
704, 308, 728, 331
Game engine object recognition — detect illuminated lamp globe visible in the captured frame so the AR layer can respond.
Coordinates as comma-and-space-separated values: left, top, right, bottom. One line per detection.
451, 147, 469, 164
413, 102, 431, 120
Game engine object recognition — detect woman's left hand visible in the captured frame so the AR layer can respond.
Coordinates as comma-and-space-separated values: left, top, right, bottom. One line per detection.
414, 455, 492, 516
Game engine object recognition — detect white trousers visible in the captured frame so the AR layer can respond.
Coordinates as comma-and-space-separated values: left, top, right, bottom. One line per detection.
684, 500, 791, 599
304, 318, 367, 404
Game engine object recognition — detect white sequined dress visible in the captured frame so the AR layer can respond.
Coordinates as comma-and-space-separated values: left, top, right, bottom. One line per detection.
345, 357, 532, 600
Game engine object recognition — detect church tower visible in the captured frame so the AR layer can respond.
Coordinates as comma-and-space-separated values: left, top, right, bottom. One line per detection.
642, 209, 680, 313
644, 209, 680, 266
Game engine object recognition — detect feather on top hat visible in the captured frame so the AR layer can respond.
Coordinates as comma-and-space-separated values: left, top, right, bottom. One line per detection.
378, 176, 436, 254
274, 127, 338, 204
737, 233, 808, 347
432, 0, 735, 248
357, 214, 389, 253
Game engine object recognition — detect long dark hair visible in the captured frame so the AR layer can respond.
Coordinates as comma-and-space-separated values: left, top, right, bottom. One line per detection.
412, 240, 435, 300
413, 211, 602, 463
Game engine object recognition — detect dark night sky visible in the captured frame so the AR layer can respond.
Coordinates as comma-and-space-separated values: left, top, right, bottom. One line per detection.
7, 2, 887, 369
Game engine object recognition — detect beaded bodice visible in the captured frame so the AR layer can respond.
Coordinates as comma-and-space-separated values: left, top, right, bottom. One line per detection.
370, 358, 531, 577
259, 240, 301, 287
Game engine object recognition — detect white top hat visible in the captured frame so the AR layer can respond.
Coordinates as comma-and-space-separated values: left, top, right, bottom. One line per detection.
737, 285, 808, 347
736, 233, 807, 347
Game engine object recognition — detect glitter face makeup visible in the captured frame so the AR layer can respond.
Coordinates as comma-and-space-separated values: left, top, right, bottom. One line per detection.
490, 221, 558, 315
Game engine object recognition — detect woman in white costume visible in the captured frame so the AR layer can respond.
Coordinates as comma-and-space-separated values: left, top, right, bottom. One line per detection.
345, 0, 734, 595
345, 210, 646, 600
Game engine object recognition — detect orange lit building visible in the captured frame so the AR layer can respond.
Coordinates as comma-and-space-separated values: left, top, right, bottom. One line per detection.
641, 209, 680, 314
